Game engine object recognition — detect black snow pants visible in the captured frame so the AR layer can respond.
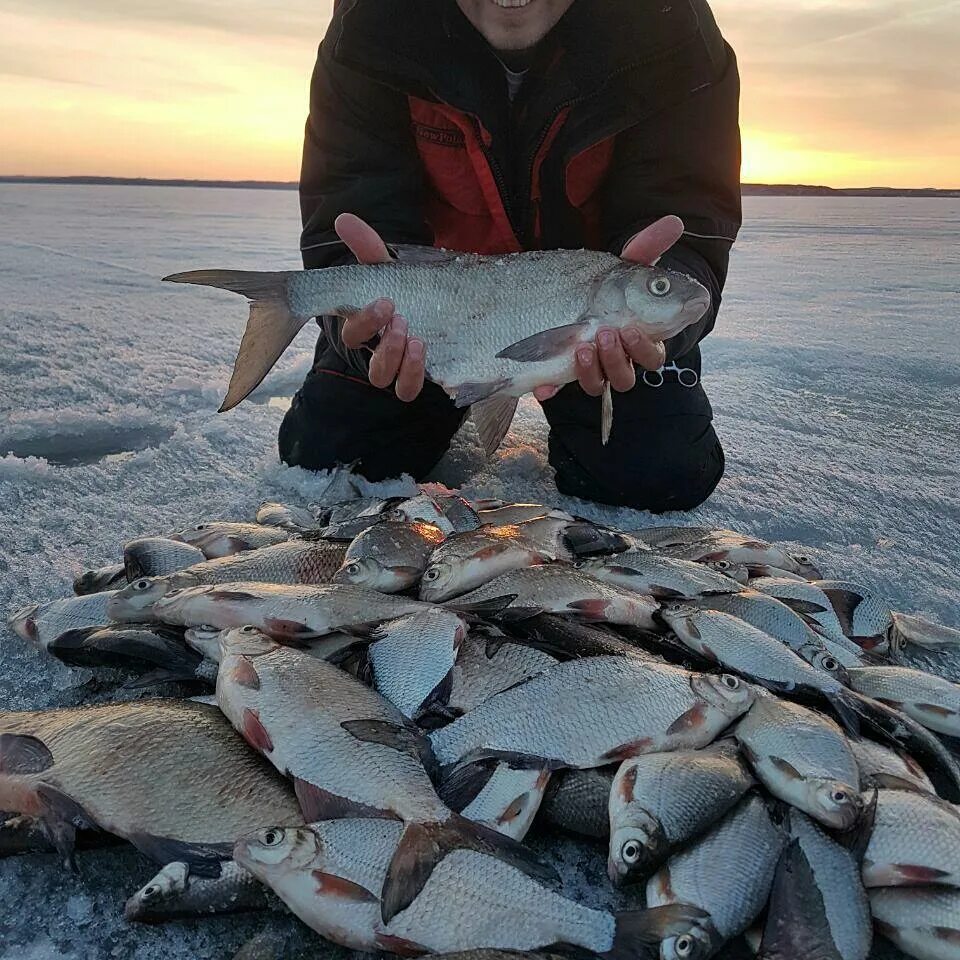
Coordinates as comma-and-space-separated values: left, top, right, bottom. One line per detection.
278, 336, 724, 513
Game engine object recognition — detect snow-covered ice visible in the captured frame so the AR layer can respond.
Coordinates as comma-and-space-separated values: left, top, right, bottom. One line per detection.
1, 184, 958, 958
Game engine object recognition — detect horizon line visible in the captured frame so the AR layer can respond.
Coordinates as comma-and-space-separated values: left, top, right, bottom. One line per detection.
1, 174, 958, 195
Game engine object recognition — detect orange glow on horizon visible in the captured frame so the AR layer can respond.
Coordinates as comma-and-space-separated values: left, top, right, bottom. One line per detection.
1, 2, 958, 190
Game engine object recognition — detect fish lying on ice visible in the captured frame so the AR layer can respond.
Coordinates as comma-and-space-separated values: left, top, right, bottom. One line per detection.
172, 522, 291, 558
333, 520, 446, 592
164, 247, 709, 454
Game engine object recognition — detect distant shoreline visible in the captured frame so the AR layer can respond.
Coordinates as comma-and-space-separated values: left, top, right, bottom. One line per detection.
1, 175, 958, 198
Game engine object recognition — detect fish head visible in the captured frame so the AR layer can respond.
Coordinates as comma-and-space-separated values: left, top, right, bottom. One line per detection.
7, 603, 40, 645
333, 556, 414, 592
124, 861, 189, 921
609, 264, 710, 340
660, 924, 716, 960
183, 625, 224, 661
809, 778, 862, 829
234, 825, 319, 880
219, 625, 278, 659
703, 560, 750, 584
658, 602, 703, 639
418, 559, 460, 603
691, 673, 756, 719
799, 644, 850, 684
787, 552, 822, 579
107, 576, 186, 621
608, 814, 666, 886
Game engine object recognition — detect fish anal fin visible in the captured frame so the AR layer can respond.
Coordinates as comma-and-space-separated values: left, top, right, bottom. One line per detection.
471, 395, 519, 456
380, 814, 556, 924
294, 778, 393, 822
496, 320, 588, 362
454, 378, 510, 408
312, 870, 379, 902
0, 733, 54, 774
602, 739, 653, 763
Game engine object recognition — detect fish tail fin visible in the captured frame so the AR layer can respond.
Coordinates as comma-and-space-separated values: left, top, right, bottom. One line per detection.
605, 904, 711, 960
380, 813, 556, 923
844, 689, 960, 802
163, 270, 308, 411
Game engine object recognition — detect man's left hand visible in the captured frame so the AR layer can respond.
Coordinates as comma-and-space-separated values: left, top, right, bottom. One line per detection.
533, 215, 684, 402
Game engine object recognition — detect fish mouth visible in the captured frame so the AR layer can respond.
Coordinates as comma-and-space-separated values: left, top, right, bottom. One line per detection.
682, 294, 711, 318
8, 604, 39, 643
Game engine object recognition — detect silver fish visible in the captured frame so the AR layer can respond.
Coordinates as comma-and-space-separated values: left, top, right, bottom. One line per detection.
123, 537, 207, 580
448, 564, 659, 628
165, 249, 708, 454
788, 811, 872, 960
870, 887, 960, 960
7, 591, 116, 651
540, 768, 616, 839
183, 625, 361, 670
577, 551, 744, 599
863, 789, 960, 888
387, 495, 456, 535
749, 576, 849, 643
660, 606, 851, 712
608, 742, 754, 886
847, 666, 960, 737
444, 631, 558, 720
256, 500, 318, 531
646, 794, 788, 960
0, 700, 302, 869
172, 522, 290, 558
124, 859, 270, 921
420, 524, 562, 603
811, 580, 893, 652
890, 612, 960, 653
216, 627, 549, 923
334, 520, 446, 592
513, 613, 663, 664
234, 818, 701, 955
851, 738, 935, 794
107, 540, 349, 621
431, 656, 755, 772
369, 609, 467, 720
148, 582, 430, 638
436, 495, 483, 533
72, 563, 126, 596
734, 695, 862, 829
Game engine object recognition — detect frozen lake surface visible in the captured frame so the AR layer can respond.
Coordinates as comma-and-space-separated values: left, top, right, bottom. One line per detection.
0, 185, 958, 958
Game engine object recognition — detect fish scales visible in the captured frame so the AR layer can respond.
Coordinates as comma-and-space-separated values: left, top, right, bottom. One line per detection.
869, 887, 960, 960
431, 656, 754, 770
847, 666, 960, 737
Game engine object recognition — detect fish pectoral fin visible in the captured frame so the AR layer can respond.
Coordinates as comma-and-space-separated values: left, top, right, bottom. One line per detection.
779, 598, 830, 616
340, 719, 437, 773
496, 320, 588, 362
915, 702, 958, 718
767, 755, 804, 781
294, 778, 393, 821
471, 394, 519, 457
0, 733, 54, 774
380, 815, 556, 925
601, 380, 613, 445
447, 594, 519, 617
127, 833, 233, 878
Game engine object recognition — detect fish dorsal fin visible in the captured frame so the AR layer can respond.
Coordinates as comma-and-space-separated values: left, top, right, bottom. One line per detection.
388, 244, 466, 264
496, 320, 589, 362
472, 395, 519, 456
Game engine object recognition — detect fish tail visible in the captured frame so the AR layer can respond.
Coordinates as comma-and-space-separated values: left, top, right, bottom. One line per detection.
380, 813, 556, 924
605, 904, 711, 960
162, 270, 307, 411
844, 689, 960, 802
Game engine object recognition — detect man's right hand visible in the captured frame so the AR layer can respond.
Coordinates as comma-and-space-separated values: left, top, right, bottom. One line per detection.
334, 213, 427, 403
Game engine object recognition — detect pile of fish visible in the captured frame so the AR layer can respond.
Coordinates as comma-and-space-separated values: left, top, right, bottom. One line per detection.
5, 478, 960, 960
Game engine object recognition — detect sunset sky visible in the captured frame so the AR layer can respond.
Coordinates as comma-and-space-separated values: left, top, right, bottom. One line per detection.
1, 0, 958, 188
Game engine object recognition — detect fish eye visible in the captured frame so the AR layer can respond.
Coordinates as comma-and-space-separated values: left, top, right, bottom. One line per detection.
832, 789, 848, 803
675, 936, 694, 958
714, 560, 731, 570
141, 884, 161, 901
260, 828, 285, 847
620, 839, 642, 865
423, 566, 441, 582
240, 625, 258, 634
133, 579, 151, 591
721, 674, 740, 689
648, 276, 671, 297
794, 554, 811, 565
821, 656, 839, 672
345, 561, 362, 576
194, 524, 207, 531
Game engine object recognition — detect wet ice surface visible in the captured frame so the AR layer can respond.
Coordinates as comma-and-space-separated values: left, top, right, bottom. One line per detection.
1, 185, 957, 959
